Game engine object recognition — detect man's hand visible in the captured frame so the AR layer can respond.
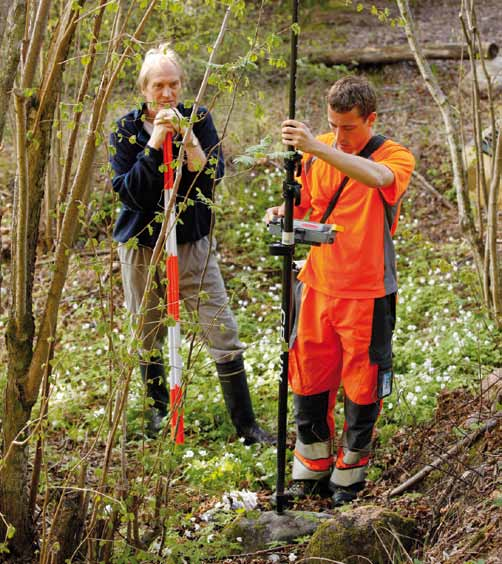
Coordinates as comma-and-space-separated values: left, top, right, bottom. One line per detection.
147, 108, 183, 149
264, 204, 285, 224
154, 107, 183, 131
281, 119, 316, 153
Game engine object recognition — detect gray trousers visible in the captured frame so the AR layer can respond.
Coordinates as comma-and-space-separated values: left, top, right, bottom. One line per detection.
117, 237, 245, 364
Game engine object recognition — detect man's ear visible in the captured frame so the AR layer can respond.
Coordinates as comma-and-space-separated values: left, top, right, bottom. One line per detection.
367, 112, 377, 126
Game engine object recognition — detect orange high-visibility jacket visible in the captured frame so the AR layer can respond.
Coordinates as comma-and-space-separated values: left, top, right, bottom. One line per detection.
294, 133, 415, 299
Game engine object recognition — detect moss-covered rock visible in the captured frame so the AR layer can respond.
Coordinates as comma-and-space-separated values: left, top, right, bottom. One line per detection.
223, 510, 331, 553
306, 505, 417, 563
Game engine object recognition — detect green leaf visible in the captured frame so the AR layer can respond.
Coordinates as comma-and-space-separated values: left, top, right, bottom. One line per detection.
254, 103, 265, 120
232, 154, 256, 167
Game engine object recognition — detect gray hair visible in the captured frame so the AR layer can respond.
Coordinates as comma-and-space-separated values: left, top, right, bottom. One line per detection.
137, 43, 185, 91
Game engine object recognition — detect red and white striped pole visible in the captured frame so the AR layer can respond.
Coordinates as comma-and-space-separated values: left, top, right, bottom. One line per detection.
163, 133, 184, 444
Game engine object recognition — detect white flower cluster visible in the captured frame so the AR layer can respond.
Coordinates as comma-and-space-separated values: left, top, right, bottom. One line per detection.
222, 489, 258, 511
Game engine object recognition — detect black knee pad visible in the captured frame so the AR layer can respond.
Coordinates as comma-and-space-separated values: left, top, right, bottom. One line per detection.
294, 391, 331, 444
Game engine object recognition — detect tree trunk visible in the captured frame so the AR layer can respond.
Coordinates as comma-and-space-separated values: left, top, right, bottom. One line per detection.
50, 489, 87, 564
0, 1, 84, 556
0, 316, 35, 559
0, 0, 10, 40
309, 41, 499, 66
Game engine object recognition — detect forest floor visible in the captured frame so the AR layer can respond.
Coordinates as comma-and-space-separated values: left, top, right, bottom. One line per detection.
0, 1, 501, 563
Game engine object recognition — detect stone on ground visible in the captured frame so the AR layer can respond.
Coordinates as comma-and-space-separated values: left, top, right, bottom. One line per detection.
223, 510, 331, 553
305, 505, 416, 564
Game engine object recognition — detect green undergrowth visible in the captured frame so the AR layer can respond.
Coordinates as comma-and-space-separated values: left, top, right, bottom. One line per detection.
0, 162, 500, 561
0, 1, 500, 557
0, 147, 499, 564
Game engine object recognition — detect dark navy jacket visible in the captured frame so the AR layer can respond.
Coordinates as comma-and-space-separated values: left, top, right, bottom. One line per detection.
110, 103, 224, 247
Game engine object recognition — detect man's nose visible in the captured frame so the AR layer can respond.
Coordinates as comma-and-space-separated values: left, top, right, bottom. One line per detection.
161, 86, 172, 97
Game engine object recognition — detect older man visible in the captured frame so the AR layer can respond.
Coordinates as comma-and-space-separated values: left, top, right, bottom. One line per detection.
110, 44, 272, 444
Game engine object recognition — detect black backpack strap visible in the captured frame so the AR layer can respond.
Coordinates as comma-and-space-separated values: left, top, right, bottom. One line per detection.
359, 133, 387, 159
320, 176, 349, 223
319, 134, 387, 224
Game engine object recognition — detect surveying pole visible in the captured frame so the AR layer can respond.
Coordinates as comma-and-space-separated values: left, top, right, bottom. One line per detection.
269, 0, 301, 515
163, 133, 184, 444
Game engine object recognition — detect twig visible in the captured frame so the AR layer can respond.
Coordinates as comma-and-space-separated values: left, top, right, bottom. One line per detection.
411, 170, 455, 210
388, 417, 498, 497
298, 557, 369, 564
135, 6, 233, 447
13, 90, 29, 324
205, 541, 306, 562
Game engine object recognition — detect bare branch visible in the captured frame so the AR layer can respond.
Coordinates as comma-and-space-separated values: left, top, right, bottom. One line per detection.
31, 1, 82, 135
24, 0, 160, 406
395, 0, 485, 286
21, 0, 51, 89
0, 0, 27, 146
485, 126, 501, 321
388, 417, 498, 497
412, 170, 455, 210
459, 8, 488, 224
12, 91, 29, 325
56, 0, 108, 236
0, 0, 10, 39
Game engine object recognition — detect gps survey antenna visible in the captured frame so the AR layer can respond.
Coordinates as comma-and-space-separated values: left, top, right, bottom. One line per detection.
269, 0, 301, 515
268, 217, 344, 246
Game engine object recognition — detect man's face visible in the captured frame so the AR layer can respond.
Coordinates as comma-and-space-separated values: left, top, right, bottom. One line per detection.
142, 60, 182, 117
327, 106, 376, 154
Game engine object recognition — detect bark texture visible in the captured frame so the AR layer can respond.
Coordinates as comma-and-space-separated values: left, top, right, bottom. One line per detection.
0, 0, 27, 147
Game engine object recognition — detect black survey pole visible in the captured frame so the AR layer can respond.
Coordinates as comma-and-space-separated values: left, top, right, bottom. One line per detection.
270, 0, 301, 515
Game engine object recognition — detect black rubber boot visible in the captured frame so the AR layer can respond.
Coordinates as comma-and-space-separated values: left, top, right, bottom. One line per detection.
216, 357, 275, 445
139, 355, 169, 436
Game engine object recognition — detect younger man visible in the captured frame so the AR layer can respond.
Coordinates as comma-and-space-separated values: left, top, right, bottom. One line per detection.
266, 76, 415, 505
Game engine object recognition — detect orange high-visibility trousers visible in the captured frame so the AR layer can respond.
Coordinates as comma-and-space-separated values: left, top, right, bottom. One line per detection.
288, 284, 395, 487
